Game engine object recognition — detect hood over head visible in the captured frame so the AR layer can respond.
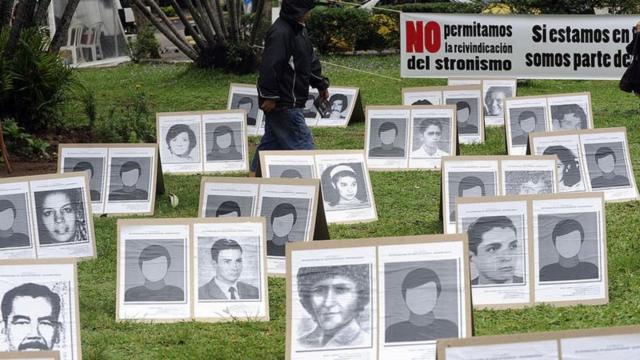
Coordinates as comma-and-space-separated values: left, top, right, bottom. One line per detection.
280, 0, 316, 20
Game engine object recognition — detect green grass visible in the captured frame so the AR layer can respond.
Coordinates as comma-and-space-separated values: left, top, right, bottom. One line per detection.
67, 55, 640, 359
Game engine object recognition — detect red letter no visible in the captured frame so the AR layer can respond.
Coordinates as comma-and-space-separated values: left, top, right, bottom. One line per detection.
424, 21, 441, 53
406, 21, 423, 53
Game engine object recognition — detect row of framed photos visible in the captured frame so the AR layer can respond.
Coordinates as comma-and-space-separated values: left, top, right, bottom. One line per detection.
198, 177, 329, 275
228, 84, 364, 135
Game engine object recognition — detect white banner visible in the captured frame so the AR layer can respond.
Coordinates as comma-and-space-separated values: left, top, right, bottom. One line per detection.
401, 13, 638, 80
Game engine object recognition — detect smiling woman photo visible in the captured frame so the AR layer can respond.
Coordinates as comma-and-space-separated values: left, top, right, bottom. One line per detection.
322, 164, 369, 210
35, 189, 88, 245
165, 124, 198, 162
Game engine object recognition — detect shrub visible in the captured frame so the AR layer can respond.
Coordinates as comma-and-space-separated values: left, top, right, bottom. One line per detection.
383, 2, 483, 13
162, 5, 177, 17
0, 28, 75, 133
129, 25, 161, 62
93, 85, 155, 143
2, 119, 51, 160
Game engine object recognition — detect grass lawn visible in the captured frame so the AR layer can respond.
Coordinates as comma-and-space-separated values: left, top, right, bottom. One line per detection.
67, 55, 640, 359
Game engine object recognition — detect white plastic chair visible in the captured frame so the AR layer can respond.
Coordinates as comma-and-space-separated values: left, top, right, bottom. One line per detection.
79, 22, 103, 62
59, 24, 83, 65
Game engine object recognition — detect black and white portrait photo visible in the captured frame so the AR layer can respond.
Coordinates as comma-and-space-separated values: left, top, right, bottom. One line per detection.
230, 93, 259, 127
509, 108, 546, 146
260, 198, 310, 257
63, 157, 104, 201
124, 240, 186, 303
322, 93, 353, 120
198, 237, 260, 301
303, 93, 319, 119
412, 99, 433, 106
484, 86, 512, 117
268, 165, 314, 179
205, 122, 243, 162
537, 214, 600, 282
0, 282, 66, 352
446, 99, 479, 135
368, 118, 407, 158
542, 145, 584, 192
320, 163, 370, 211
411, 118, 451, 158
550, 104, 589, 131
584, 143, 631, 189
108, 158, 151, 202
204, 195, 255, 218
466, 216, 524, 286
162, 123, 199, 163
384, 260, 459, 343
0, 195, 31, 250
448, 172, 496, 222
34, 188, 89, 246
295, 264, 372, 350
504, 171, 554, 195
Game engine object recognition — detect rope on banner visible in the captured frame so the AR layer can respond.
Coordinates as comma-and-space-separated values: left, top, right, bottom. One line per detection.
322, 0, 403, 14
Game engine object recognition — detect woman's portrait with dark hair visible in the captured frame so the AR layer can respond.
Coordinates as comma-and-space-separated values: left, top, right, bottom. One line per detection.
543, 145, 584, 192
0, 198, 30, 249
267, 203, 297, 257
72, 161, 102, 201
215, 201, 242, 217
321, 164, 369, 211
551, 104, 588, 131
206, 124, 242, 162
34, 188, 88, 245
165, 124, 198, 162
324, 94, 349, 120
296, 264, 371, 349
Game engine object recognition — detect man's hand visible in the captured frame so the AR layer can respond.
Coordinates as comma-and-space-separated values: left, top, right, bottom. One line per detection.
261, 99, 277, 113
319, 89, 329, 101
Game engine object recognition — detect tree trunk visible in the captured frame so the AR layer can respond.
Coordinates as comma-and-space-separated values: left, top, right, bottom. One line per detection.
169, 0, 207, 49
48, 0, 80, 54
211, 0, 226, 40
0, 0, 15, 28
250, 0, 270, 46
227, 0, 239, 42
184, 0, 217, 45
34, 0, 51, 27
3, 0, 37, 60
0, 119, 13, 174
201, 0, 227, 44
131, 0, 150, 33
144, 0, 188, 45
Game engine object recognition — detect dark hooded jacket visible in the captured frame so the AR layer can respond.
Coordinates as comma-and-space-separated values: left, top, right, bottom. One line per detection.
257, 0, 330, 109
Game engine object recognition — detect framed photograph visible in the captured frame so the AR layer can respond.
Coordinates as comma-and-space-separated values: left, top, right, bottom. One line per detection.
156, 112, 202, 174
442, 157, 500, 234
500, 156, 558, 195
409, 106, 456, 170
532, 193, 607, 306
286, 234, 471, 360
316, 151, 377, 224
483, 78, 517, 127
365, 106, 411, 170
0, 259, 81, 360
529, 133, 588, 193
0, 181, 35, 260
29, 174, 96, 261
505, 96, 549, 155
117, 219, 191, 322
193, 218, 268, 322
456, 197, 531, 309
260, 151, 317, 179
316, 87, 360, 127
203, 111, 249, 173
0, 352, 60, 359
547, 93, 593, 131
59, 146, 107, 213
438, 326, 640, 360
443, 86, 484, 145
579, 128, 639, 201
227, 83, 264, 136
402, 86, 443, 106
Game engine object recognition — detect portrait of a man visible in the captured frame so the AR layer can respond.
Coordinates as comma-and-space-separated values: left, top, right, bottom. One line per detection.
484, 86, 512, 117
0, 199, 30, 249
385, 267, 458, 342
539, 219, 598, 282
551, 104, 588, 130
125, 244, 185, 302
450, 175, 489, 222
267, 203, 297, 257
324, 94, 348, 120
199, 238, 259, 300
368, 121, 405, 158
236, 96, 257, 126
1, 283, 61, 351
108, 160, 149, 201
467, 216, 523, 285
411, 118, 449, 158
72, 161, 101, 201
296, 264, 371, 349
511, 110, 538, 146
453, 101, 478, 135
589, 146, 630, 188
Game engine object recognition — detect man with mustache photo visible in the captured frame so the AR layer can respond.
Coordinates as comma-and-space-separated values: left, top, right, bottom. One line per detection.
1, 283, 61, 351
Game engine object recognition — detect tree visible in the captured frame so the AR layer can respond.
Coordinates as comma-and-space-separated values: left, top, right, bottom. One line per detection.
130, 0, 271, 73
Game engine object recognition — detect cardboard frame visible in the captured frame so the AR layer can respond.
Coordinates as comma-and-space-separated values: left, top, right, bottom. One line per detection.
227, 83, 265, 136
0, 352, 61, 360
285, 234, 472, 360
116, 217, 269, 323
259, 149, 379, 225
437, 325, 640, 360
0, 259, 81, 360
155, 110, 250, 174
455, 192, 608, 309
364, 105, 458, 171
315, 86, 364, 127
0, 172, 97, 261
58, 143, 163, 216
529, 127, 639, 202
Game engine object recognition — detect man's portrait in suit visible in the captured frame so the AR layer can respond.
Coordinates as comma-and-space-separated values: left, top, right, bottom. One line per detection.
199, 238, 259, 301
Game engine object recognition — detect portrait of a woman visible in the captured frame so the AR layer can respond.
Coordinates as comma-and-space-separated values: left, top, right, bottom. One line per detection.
35, 189, 88, 245
165, 124, 198, 162
322, 164, 368, 210
207, 125, 242, 162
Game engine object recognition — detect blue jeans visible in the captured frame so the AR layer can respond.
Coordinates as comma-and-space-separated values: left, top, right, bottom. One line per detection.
251, 108, 315, 172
